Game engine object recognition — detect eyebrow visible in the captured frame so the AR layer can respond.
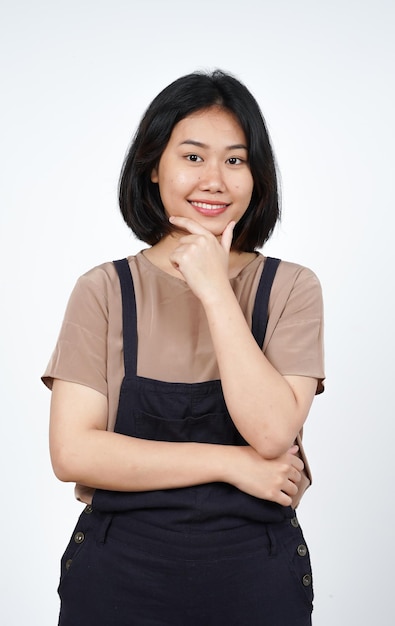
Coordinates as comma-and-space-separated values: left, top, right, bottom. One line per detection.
179, 140, 248, 151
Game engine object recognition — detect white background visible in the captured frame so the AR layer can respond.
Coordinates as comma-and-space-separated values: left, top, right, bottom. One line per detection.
1, 1, 394, 624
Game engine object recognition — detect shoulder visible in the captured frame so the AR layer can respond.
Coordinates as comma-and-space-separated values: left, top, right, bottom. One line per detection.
271, 259, 323, 305
64, 262, 118, 321
274, 259, 322, 290
64, 256, 141, 323
77, 260, 120, 291
72, 254, 141, 301
265, 258, 324, 324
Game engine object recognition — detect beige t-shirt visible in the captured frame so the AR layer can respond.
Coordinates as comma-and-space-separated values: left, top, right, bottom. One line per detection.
43, 251, 325, 503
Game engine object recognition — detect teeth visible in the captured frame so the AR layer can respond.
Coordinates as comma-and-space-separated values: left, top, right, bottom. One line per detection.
191, 202, 227, 210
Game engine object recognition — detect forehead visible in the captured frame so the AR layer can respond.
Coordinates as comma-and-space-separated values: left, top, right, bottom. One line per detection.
169, 107, 246, 143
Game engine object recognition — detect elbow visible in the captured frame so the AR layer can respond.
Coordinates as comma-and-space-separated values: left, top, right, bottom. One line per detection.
50, 446, 79, 483
52, 466, 73, 483
251, 412, 307, 459
51, 459, 74, 483
254, 434, 296, 460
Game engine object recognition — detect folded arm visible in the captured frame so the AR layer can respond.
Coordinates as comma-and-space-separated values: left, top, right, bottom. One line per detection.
49, 379, 304, 507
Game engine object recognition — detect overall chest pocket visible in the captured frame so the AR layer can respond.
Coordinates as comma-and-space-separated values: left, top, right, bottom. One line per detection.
135, 411, 246, 446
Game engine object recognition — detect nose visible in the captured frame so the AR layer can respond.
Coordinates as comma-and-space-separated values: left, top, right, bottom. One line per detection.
198, 160, 226, 193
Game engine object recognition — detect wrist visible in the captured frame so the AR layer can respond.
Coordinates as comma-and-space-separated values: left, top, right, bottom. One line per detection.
199, 277, 235, 310
214, 444, 238, 486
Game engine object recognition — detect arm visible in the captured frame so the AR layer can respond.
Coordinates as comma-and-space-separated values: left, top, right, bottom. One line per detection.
49, 379, 304, 507
201, 284, 317, 459
168, 217, 318, 459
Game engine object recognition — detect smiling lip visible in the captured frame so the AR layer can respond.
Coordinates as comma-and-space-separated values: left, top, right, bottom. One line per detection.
189, 200, 229, 216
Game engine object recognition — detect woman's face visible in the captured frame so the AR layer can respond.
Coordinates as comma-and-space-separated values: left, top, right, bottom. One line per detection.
151, 107, 254, 237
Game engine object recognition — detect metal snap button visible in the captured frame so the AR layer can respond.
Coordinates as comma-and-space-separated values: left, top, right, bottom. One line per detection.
297, 544, 307, 557
74, 531, 85, 544
291, 516, 299, 528
302, 574, 312, 586
84, 505, 93, 514
65, 559, 73, 570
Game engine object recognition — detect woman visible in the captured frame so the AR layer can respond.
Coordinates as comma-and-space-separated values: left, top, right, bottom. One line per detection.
43, 70, 324, 625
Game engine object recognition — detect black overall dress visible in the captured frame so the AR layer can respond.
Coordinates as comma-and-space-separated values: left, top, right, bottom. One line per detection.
57, 257, 314, 626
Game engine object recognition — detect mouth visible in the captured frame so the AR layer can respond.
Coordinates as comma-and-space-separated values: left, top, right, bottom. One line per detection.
189, 200, 229, 216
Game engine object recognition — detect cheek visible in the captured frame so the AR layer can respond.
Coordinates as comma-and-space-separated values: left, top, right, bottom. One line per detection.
236, 180, 254, 200
177, 171, 194, 187
231, 172, 253, 196
161, 171, 191, 191
158, 172, 192, 213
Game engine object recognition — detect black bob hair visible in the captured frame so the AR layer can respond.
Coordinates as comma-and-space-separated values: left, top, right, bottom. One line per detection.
119, 70, 280, 252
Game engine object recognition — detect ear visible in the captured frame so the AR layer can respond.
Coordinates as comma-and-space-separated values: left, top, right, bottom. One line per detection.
151, 167, 159, 183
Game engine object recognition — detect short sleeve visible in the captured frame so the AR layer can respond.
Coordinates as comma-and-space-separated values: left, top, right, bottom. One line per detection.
42, 269, 109, 396
264, 263, 325, 394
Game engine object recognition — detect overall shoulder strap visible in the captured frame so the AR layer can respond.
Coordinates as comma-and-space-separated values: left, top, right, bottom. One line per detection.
113, 258, 138, 377
251, 257, 281, 349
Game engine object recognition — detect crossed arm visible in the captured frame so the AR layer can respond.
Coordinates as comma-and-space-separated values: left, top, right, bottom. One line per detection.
50, 380, 306, 508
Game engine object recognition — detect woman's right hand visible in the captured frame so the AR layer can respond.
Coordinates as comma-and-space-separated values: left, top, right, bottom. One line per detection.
226, 444, 304, 507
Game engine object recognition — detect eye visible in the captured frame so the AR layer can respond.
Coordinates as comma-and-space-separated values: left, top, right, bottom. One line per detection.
227, 157, 244, 165
186, 154, 203, 162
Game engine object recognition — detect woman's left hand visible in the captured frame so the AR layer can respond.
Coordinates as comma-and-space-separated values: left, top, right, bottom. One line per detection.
168, 216, 235, 302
